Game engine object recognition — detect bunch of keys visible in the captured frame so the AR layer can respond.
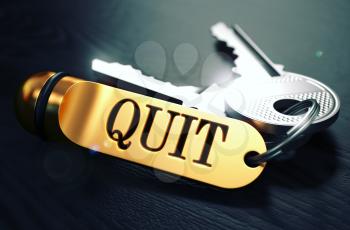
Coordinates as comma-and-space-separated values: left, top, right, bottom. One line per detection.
92, 22, 339, 160
16, 22, 339, 189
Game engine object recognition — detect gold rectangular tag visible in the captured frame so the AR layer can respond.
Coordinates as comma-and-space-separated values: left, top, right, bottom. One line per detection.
59, 81, 266, 188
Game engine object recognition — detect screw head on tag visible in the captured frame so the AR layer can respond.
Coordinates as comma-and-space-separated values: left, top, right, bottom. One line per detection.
59, 81, 266, 188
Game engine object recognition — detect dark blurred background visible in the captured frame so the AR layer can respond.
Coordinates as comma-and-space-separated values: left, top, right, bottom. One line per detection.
1, 0, 350, 229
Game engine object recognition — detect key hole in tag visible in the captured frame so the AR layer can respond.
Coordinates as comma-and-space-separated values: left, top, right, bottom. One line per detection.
244, 151, 260, 168
274, 99, 307, 116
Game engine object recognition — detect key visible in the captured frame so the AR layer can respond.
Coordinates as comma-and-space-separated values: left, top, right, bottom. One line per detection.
92, 59, 235, 118
92, 59, 202, 107
92, 59, 237, 117
210, 22, 340, 135
210, 22, 340, 134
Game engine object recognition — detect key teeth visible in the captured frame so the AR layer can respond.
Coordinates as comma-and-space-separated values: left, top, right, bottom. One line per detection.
92, 59, 202, 106
211, 22, 239, 57
211, 22, 244, 76
121, 63, 151, 78
97, 59, 167, 85
211, 22, 285, 77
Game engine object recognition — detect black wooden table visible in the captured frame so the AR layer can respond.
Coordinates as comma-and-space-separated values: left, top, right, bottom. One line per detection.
1, 0, 349, 229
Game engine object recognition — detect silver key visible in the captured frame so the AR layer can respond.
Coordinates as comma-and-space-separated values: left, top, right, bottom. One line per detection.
210, 22, 340, 134
92, 59, 202, 107
92, 59, 234, 119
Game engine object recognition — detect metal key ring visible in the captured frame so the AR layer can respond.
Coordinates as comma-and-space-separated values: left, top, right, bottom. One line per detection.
245, 99, 320, 166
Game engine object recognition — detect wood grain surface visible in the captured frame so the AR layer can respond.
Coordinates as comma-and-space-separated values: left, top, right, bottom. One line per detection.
1, 0, 349, 229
